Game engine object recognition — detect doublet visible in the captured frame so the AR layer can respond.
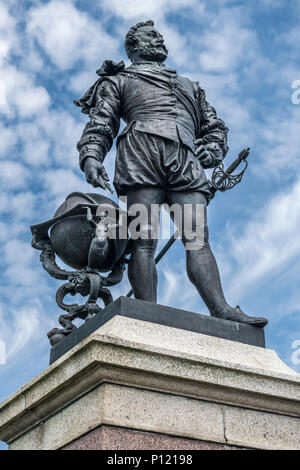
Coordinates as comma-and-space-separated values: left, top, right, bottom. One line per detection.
76, 62, 229, 197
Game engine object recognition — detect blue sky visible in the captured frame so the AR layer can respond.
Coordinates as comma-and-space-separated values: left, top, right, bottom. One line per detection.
0, 0, 300, 449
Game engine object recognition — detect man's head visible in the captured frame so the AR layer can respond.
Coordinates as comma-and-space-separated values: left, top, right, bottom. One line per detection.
125, 20, 168, 63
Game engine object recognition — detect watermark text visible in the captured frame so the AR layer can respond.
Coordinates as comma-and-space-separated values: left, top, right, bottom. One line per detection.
291, 339, 300, 365
291, 80, 300, 104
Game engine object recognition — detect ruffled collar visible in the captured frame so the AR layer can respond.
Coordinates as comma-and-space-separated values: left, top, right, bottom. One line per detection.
129, 61, 177, 74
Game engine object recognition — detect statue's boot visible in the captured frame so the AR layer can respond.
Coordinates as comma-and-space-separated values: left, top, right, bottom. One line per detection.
212, 305, 268, 328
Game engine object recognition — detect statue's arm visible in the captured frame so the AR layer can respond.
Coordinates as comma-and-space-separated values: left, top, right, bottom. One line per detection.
77, 78, 122, 191
194, 87, 229, 169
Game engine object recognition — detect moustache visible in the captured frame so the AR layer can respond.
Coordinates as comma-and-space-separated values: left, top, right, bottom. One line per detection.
152, 42, 168, 53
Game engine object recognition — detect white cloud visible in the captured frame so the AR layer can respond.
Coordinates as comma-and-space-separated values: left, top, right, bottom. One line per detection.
0, 222, 8, 242
100, 0, 199, 21
69, 70, 97, 94
23, 137, 50, 166
3, 239, 35, 268
0, 2, 17, 66
281, 26, 299, 48
158, 259, 204, 313
197, 8, 258, 73
253, 107, 300, 180
21, 48, 45, 73
0, 161, 29, 189
156, 21, 191, 67
0, 191, 35, 220
0, 124, 18, 158
43, 167, 91, 205
227, 178, 300, 298
27, 1, 119, 70
38, 110, 83, 168
0, 64, 50, 119
0, 306, 48, 360
11, 109, 84, 169
0, 3, 50, 118
14, 85, 50, 118
259, 0, 286, 7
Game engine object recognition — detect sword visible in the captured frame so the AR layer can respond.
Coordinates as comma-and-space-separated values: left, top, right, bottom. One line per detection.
126, 148, 250, 297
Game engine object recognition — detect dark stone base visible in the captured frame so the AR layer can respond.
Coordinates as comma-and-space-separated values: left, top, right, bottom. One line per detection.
50, 296, 265, 364
62, 425, 247, 450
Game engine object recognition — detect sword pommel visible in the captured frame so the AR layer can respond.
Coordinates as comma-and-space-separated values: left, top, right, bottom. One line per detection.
239, 147, 250, 161
225, 147, 250, 175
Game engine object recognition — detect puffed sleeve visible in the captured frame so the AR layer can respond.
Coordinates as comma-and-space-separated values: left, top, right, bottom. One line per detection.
76, 77, 122, 171
197, 86, 229, 168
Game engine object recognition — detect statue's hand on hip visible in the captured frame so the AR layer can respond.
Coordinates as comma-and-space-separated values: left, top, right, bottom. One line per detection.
84, 157, 113, 193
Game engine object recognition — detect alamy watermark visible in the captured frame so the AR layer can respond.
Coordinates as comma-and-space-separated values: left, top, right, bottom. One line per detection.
291, 339, 300, 365
0, 340, 6, 365
95, 198, 206, 251
291, 80, 300, 104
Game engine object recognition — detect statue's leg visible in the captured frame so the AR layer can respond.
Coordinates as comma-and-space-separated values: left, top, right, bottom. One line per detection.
127, 187, 165, 302
167, 191, 268, 326
167, 191, 230, 315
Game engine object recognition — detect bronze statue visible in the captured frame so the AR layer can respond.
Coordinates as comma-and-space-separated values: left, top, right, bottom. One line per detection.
75, 20, 267, 328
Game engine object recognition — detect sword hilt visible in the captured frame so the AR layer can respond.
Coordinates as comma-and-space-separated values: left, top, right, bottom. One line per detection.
210, 147, 250, 194
226, 147, 250, 175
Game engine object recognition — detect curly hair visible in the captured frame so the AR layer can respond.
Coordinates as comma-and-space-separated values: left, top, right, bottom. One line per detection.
124, 20, 154, 59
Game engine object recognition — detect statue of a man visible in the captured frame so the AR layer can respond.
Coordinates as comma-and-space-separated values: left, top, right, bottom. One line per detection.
75, 20, 267, 327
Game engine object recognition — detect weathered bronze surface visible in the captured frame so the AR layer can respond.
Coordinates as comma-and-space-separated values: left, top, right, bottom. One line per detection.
75, 20, 268, 328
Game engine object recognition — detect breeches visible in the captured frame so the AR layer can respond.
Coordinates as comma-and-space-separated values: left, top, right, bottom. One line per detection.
114, 127, 211, 201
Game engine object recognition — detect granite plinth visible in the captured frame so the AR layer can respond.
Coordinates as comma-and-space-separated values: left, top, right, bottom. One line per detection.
62, 425, 245, 450
50, 296, 265, 364
0, 315, 299, 450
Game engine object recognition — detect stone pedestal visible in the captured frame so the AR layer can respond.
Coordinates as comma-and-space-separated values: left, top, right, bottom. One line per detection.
0, 306, 299, 450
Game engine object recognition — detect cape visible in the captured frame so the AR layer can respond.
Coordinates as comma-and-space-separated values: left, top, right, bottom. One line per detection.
74, 60, 125, 114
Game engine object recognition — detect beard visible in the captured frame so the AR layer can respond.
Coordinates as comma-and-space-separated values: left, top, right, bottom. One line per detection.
135, 43, 168, 62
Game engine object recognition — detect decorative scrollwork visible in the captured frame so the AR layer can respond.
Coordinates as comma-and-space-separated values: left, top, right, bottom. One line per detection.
47, 313, 77, 347
33, 231, 124, 346
43, 253, 119, 345
31, 192, 129, 348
